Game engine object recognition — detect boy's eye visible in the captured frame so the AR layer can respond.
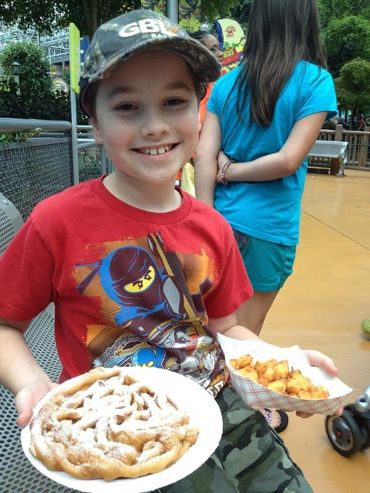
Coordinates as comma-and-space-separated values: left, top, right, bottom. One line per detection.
165, 98, 186, 107
115, 103, 137, 111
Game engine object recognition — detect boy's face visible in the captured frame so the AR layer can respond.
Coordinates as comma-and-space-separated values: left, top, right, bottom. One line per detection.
91, 50, 200, 186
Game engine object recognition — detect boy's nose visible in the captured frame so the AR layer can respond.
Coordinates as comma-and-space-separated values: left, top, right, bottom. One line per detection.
141, 108, 169, 138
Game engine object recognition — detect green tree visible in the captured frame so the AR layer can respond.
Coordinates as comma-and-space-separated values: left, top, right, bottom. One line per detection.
318, 0, 370, 28
223, 0, 252, 33
0, 0, 243, 39
0, 41, 72, 119
323, 15, 370, 77
0, 1, 141, 39
200, 0, 244, 25
0, 41, 53, 117
335, 58, 370, 121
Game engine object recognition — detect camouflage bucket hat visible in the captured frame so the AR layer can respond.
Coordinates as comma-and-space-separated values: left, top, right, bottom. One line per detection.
79, 9, 221, 115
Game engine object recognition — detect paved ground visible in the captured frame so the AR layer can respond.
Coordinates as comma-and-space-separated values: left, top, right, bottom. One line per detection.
263, 170, 370, 493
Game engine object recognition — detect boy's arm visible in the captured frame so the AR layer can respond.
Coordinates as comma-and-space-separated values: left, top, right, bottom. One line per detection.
208, 312, 261, 341
194, 111, 221, 206
208, 312, 339, 379
0, 319, 55, 426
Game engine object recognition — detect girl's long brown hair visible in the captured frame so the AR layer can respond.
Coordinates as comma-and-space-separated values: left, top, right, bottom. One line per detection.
237, 0, 327, 127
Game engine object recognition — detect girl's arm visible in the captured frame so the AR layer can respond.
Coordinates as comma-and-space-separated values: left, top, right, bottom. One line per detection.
194, 111, 221, 206
217, 112, 327, 183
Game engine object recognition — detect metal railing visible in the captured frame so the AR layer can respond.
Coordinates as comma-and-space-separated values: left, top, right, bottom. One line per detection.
0, 118, 369, 220
318, 125, 370, 169
0, 118, 110, 219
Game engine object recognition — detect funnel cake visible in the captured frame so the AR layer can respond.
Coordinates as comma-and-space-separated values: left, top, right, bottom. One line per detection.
29, 367, 198, 480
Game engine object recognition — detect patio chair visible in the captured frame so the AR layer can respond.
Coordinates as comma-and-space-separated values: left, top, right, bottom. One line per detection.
0, 193, 77, 492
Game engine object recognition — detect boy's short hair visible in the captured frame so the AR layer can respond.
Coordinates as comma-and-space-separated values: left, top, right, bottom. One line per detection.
79, 9, 221, 116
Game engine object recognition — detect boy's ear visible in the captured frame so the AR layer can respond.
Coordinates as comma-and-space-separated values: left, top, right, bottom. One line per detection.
90, 117, 104, 145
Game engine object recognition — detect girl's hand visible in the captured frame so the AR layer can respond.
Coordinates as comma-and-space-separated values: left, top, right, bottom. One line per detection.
296, 349, 342, 418
15, 380, 58, 427
216, 150, 231, 183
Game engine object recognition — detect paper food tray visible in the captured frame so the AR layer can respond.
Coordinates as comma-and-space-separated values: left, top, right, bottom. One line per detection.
218, 334, 352, 415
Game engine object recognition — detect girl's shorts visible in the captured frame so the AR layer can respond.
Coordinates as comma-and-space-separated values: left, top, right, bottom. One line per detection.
233, 230, 296, 292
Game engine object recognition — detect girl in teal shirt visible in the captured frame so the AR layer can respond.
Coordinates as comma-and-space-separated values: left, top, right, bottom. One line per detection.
195, 0, 337, 338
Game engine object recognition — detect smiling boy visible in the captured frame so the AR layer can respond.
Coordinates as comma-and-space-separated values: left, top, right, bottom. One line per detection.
90, 50, 200, 210
0, 9, 339, 492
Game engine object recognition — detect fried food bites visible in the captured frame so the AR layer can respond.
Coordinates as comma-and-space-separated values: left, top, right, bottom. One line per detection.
258, 359, 289, 383
286, 369, 312, 396
230, 354, 253, 370
310, 386, 330, 399
267, 379, 287, 394
229, 354, 329, 400
239, 367, 259, 381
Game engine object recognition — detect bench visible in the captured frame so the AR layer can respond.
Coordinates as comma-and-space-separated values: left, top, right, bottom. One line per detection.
307, 140, 348, 176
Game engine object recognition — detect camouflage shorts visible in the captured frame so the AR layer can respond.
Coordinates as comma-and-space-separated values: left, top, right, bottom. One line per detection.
156, 387, 313, 493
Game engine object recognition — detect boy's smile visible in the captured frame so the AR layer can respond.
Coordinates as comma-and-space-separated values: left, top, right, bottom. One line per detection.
137, 144, 173, 156
91, 50, 200, 207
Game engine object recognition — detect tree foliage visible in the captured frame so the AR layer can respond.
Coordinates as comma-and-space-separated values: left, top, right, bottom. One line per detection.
1, 1, 369, 119
0, 41, 73, 120
335, 59, 370, 113
0, 1, 141, 39
318, 1, 370, 116
200, 0, 245, 25
323, 15, 370, 77
0, 0, 244, 39
318, 0, 370, 28
0, 41, 53, 116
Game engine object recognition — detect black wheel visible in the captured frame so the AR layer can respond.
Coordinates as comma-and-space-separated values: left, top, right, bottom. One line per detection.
325, 410, 363, 456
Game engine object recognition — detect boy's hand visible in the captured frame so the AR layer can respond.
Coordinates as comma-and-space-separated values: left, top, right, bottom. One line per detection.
15, 380, 58, 427
303, 349, 339, 377
296, 349, 343, 419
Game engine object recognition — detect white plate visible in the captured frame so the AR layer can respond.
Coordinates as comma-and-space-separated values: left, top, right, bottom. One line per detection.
21, 367, 223, 493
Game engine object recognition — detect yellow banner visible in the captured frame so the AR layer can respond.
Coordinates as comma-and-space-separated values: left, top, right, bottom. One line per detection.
69, 23, 81, 94
214, 19, 246, 75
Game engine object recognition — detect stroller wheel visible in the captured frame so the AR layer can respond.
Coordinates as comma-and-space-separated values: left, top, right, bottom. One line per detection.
325, 409, 364, 456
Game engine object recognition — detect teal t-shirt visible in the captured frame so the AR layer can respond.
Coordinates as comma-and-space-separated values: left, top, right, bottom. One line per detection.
208, 61, 337, 245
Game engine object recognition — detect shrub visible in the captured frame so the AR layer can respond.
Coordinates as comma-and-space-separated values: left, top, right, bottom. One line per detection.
0, 40, 88, 123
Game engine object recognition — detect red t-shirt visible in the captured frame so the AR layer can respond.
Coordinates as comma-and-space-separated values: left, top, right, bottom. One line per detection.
0, 178, 253, 395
